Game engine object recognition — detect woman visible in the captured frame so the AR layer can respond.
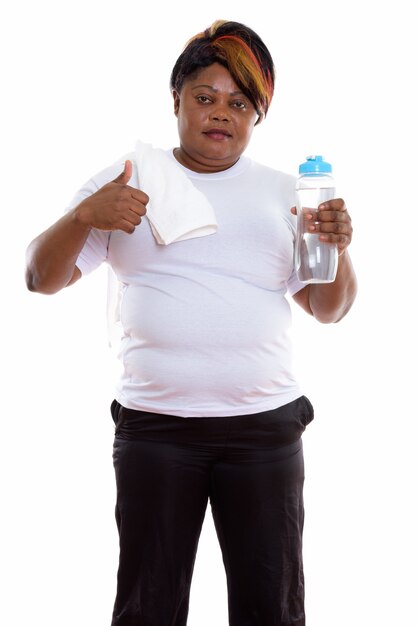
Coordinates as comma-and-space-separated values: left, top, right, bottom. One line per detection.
26, 20, 357, 626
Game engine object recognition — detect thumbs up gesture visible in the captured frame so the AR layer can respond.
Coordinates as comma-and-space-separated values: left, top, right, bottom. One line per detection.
76, 160, 149, 233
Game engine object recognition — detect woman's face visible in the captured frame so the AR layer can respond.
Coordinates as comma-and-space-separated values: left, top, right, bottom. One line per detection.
173, 63, 259, 173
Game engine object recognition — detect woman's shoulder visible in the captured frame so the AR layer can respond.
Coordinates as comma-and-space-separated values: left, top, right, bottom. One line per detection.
250, 158, 294, 179
248, 158, 296, 192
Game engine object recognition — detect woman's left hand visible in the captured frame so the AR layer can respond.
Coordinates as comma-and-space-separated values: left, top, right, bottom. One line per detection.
292, 198, 353, 256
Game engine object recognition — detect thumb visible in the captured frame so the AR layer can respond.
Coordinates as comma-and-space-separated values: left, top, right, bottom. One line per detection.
113, 159, 132, 185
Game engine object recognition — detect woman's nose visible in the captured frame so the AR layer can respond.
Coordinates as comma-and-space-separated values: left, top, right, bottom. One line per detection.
210, 104, 230, 122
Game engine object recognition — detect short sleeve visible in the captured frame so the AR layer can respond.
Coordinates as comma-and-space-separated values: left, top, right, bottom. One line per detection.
286, 268, 306, 296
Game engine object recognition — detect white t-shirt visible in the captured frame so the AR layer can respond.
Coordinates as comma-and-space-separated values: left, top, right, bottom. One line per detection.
68, 150, 305, 417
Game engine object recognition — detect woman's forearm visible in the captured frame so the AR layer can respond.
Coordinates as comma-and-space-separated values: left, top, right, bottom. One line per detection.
25, 208, 91, 294
308, 251, 357, 323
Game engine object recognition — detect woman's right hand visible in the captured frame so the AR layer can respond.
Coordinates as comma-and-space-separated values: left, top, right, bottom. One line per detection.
76, 160, 149, 234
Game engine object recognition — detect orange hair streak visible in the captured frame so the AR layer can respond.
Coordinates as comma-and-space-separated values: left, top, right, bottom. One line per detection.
212, 35, 274, 113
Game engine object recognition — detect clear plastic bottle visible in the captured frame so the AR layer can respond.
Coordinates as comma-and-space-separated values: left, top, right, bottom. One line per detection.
295, 155, 338, 284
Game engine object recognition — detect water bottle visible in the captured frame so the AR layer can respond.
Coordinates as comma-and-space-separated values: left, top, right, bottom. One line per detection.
295, 155, 338, 284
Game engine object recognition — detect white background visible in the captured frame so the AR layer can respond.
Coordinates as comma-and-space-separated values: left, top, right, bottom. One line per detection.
1, 1, 417, 624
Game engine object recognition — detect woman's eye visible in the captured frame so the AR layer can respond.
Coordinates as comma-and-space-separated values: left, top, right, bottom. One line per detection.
196, 95, 212, 104
232, 101, 246, 109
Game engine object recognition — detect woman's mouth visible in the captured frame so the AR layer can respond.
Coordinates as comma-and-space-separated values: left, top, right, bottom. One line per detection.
203, 128, 232, 140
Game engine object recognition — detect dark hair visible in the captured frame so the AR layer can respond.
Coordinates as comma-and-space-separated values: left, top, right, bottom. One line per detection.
170, 20, 275, 123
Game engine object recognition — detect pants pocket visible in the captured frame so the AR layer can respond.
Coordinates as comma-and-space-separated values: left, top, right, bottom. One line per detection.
300, 395, 314, 428
258, 396, 315, 447
110, 399, 124, 432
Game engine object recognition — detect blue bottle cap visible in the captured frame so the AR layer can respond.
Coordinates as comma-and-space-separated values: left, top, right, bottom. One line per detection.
299, 155, 332, 174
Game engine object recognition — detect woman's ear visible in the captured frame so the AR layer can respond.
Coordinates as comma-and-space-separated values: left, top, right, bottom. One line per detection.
172, 90, 180, 117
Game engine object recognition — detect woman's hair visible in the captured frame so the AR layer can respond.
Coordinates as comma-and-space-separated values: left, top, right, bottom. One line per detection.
170, 20, 275, 123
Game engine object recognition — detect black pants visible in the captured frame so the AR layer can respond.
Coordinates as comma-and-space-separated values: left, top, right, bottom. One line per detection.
110, 396, 314, 626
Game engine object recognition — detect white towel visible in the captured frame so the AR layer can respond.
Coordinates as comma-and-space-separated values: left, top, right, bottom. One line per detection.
135, 140, 218, 245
